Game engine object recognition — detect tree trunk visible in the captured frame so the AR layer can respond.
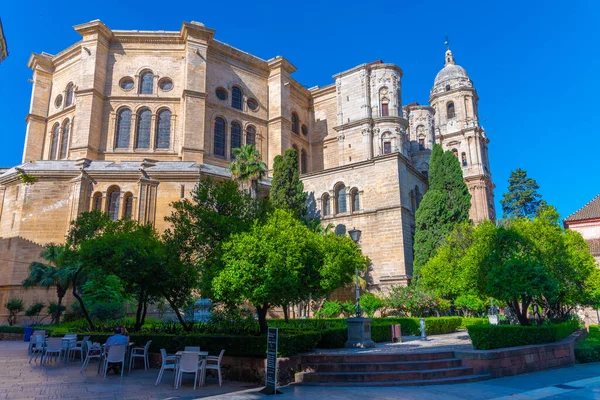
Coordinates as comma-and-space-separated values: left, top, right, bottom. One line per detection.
163, 295, 193, 332
72, 268, 95, 331
250, 179, 258, 200
256, 304, 269, 334
134, 290, 146, 331
55, 286, 66, 324
510, 298, 530, 326
283, 304, 289, 323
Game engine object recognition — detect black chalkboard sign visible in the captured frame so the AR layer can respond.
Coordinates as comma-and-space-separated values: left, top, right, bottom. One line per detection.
260, 327, 281, 395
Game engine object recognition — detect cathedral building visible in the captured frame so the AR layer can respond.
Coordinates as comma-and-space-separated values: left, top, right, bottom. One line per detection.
0, 20, 495, 317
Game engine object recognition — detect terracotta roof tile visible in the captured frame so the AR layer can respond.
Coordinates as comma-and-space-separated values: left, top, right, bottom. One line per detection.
565, 194, 600, 222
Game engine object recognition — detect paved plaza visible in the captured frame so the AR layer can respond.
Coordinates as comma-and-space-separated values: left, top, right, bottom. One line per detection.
0, 341, 258, 400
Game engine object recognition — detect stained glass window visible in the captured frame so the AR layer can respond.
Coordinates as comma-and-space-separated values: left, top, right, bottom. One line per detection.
140, 72, 154, 94
214, 117, 226, 157
336, 185, 346, 214
108, 188, 120, 221
115, 108, 131, 149
50, 124, 60, 160
231, 122, 242, 157
59, 120, 70, 159
156, 109, 171, 149
136, 109, 151, 149
65, 83, 74, 107
246, 125, 256, 146
232, 86, 243, 110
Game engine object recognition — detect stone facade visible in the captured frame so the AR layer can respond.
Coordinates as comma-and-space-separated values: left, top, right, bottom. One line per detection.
0, 20, 496, 318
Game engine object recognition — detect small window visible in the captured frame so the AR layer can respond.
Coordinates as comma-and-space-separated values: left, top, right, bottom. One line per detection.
65, 83, 74, 107
247, 98, 259, 111
445, 84, 451, 91
335, 184, 347, 214
246, 125, 256, 146
291, 112, 299, 134
216, 87, 228, 101
322, 194, 331, 216
231, 122, 242, 158
214, 117, 226, 157
54, 94, 63, 108
381, 103, 389, 117
139, 71, 154, 94
452, 148, 459, 158
383, 141, 392, 154
120, 77, 134, 91
158, 78, 173, 91
301, 124, 308, 136
462, 152, 468, 166
447, 102, 455, 119
300, 149, 307, 174
92, 193, 102, 211
232, 86, 243, 110
135, 108, 152, 149
418, 138, 425, 151
107, 187, 120, 221
351, 189, 360, 212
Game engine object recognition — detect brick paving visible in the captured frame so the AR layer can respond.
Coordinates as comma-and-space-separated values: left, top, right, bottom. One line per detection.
0, 341, 258, 400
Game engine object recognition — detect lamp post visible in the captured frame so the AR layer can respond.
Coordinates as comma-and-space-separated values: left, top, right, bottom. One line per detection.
344, 227, 375, 348
348, 228, 362, 318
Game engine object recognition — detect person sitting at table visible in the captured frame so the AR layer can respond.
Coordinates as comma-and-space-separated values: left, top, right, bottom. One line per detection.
120, 326, 130, 343
105, 327, 128, 374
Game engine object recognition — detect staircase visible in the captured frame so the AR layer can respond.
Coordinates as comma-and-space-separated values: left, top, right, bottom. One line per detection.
295, 351, 491, 386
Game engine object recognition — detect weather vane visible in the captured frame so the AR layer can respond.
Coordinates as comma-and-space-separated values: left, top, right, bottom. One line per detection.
445, 34, 450, 50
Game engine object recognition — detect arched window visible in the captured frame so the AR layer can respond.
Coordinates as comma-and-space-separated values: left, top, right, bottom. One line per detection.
139, 71, 154, 94
59, 119, 70, 159
383, 141, 392, 154
65, 83, 74, 107
445, 84, 451, 91
156, 109, 171, 149
107, 187, 121, 221
300, 149, 307, 174
461, 152, 468, 166
351, 188, 360, 212
92, 192, 103, 211
335, 184, 347, 214
231, 86, 243, 110
447, 102, 455, 119
291, 112, 299, 134
115, 108, 132, 149
418, 136, 425, 151
246, 125, 256, 147
452, 148, 459, 158
322, 194, 331, 216
231, 122, 242, 158
50, 124, 60, 160
123, 193, 133, 219
379, 87, 389, 117
214, 117, 226, 157
135, 108, 152, 149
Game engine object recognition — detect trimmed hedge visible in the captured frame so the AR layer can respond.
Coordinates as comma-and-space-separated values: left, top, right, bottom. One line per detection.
575, 326, 600, 363
459, 317, 489, 329
47, 330, 320, 358
468, 320, 580, 350
0, 326, 27, 334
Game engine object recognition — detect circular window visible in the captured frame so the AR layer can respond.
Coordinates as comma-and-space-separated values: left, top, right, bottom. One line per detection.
120, 77, 134, 91
301, 124, 308, 136
247, 98, 259, 111
55, 94, 63, 108
159, 78, 173, 91
216, 87, 228, 101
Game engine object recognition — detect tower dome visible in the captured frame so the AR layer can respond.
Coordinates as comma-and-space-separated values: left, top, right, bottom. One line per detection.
431, 48, 472, 95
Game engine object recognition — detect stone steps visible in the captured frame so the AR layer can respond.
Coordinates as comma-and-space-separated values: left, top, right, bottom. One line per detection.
295, 350, 493, 386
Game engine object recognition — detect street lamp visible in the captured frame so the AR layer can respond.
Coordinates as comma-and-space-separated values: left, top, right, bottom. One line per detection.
348, 227, 362, 318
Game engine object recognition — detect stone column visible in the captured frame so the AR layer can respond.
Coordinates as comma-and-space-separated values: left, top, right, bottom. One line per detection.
23, 55, 54, 162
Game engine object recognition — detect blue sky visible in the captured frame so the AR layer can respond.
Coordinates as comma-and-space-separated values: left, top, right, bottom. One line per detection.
0, 1, 598, 219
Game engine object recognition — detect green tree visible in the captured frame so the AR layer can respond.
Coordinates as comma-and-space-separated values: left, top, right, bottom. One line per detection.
24, 302, 46, 325
78, 222, 165, 331
22, 244, 76, 324
228, 145, 267, 199
500, 168, 545, 219
413, 145, 471, 279
5, 298, 24, 326
163, 178, 266, 297
270, 148, 307, 219
213, 209, 366, 333
360, 292, 384, 318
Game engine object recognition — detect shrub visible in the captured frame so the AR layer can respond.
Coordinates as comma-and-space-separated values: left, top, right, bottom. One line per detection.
5, 298, 24, 326
360, 293, 384, 318
315, 301, 342, 318
47, 302, 66, 325
317, 328, 347, 348
459, 317, 489, 329
90, 302, 126, 321
24, 302, 46, 325
454, 295, 487, 317
468, 320, 580, 350
575, 334, 600, 363
385, 286, 443, 317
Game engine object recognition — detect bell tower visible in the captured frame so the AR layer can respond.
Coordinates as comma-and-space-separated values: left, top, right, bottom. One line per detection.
429, 43, 495, 222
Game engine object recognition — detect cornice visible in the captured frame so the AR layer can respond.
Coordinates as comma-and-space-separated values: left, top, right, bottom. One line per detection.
27, 53, 54, 72
113, 32, 183, 45
310, 83, 336, 99
52, 42, 82, 67
333, 118, 372, 132
369, 62, 403, 77
74, 20, 113, 40
180, 22, 215, 43
209, 102, 267, 125
429, 86, 477, 103
267, 56, 297, 74
182, 89, 207, 99
210, 40, 269, 74
47, 105, 75, 122
25, 114, 47, 124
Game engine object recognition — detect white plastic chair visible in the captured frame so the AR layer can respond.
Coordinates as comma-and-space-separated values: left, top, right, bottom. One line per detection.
184, 346, 200, 352
80, 341, 102, 372
176, 352, 200, 390
69, 335, 89, 362
129, 340, 152, 372
43, 338, 62, 364
61, 335, 77, 362
155, 349, 177, 386
103, 345, 127, 378
29, 334, 45, 363
204, 349, 225, 386
28, 330, 46, 354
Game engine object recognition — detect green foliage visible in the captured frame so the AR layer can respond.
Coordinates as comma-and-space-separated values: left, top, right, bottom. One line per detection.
24, 302, 46, 324
214, 209, 367, 333
228, 144, 268, 199
89, 303, 126, 321
270, 149, 307, 219
413, 145, 471, 278
5, 298, 24, 326
385, 285, 446, 317
454, 295, 487, 317
82, 273, 128, 306
315, 300, 343, 318
360, 292, 384, 318
467, 319, 580, 350
47, 302, 66, 324
576, 327, 600, 363
459, 317, 489, 329
500, 168, 545, 219
17, 171, 38, 184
